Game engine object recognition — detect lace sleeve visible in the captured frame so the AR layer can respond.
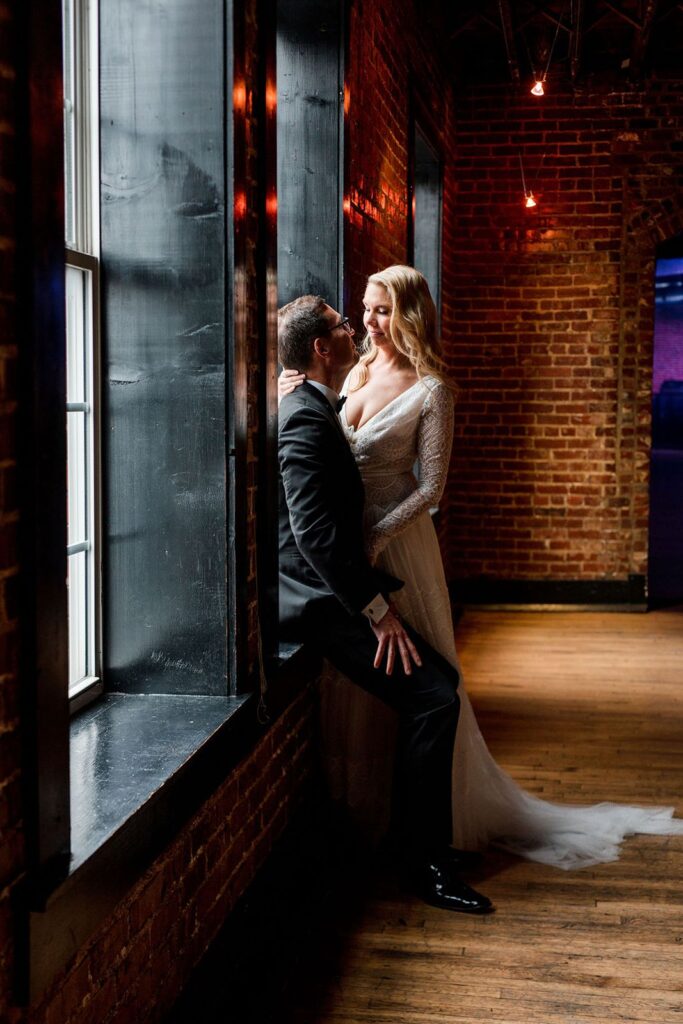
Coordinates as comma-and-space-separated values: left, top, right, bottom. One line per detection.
367, 381, 454, 560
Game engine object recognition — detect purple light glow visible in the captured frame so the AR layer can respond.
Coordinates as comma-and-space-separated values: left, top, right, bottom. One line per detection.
653, 259, 683, 394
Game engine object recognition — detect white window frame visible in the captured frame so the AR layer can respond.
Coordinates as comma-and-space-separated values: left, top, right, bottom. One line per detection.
63, 0, 102, 710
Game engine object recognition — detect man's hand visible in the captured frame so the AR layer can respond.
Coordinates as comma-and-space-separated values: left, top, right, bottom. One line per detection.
370, 608, 422, 676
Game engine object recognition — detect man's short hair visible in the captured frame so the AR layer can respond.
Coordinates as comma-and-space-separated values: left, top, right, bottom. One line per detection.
278, 295, 329, 370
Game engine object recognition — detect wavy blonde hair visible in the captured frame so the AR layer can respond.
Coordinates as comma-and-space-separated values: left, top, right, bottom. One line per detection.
349, 265, 452, 391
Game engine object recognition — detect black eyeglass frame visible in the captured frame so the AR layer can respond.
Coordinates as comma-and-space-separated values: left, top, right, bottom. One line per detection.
319, 316, 352, 334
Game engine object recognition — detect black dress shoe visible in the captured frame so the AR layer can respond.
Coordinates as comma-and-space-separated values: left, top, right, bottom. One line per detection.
414, 857, 493, 914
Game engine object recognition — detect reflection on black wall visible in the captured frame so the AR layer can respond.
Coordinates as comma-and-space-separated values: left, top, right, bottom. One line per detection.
100, 0, 227, 694
277, 0, 343, 308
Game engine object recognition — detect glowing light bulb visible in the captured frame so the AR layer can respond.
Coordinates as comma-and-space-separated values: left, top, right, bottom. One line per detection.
525, 192, 537, 208
531, 79, 545, 97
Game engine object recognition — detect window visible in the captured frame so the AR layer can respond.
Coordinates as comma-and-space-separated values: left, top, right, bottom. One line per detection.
412, 125, 443, 321
63, 0, 102, 707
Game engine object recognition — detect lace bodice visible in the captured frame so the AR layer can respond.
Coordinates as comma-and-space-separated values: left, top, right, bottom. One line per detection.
340, 375, 454, 560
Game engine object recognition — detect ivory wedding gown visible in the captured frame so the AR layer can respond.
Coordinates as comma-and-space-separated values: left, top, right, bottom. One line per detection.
318, 374, 683, 869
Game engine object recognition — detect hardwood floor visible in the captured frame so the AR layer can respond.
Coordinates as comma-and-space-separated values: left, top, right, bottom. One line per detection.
168, 608, 683, 1024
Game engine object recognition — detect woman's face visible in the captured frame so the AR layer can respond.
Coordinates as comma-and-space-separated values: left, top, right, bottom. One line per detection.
362, 283, 393, 345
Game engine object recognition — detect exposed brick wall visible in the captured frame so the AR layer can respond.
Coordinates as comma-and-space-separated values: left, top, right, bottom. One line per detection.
344, 0, 458, 310
0, 0, 25, 1012
345, 1, 683, 589
440, 78, 683, 585
23, 688, 316, 1024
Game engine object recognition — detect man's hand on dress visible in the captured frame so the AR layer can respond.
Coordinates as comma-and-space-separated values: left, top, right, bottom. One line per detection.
370, 608, 422, 676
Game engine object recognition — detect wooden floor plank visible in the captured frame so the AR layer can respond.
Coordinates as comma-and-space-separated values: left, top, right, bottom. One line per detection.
167, 607, 683, 1024
304, 608, 683, 1024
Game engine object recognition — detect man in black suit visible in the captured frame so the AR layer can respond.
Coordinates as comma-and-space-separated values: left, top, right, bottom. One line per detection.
278, 295, 492, 914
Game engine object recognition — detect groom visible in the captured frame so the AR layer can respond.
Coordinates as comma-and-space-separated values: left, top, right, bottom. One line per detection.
277, 294, 492, 914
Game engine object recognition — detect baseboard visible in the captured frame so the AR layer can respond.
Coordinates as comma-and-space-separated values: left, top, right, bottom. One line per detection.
449, 575, 647, 611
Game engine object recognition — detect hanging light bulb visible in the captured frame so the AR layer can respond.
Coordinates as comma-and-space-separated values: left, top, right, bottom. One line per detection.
526, 2, 566, 98
525, 192, 537, 208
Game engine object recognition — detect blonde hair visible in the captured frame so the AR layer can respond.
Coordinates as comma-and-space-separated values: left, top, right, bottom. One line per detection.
350, 265, 452, 391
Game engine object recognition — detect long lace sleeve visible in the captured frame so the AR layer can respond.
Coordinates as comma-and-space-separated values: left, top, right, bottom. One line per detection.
367, 382, 454, 560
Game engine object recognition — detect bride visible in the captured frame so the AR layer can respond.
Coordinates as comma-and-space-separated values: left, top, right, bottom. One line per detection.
280, 263, 683, 870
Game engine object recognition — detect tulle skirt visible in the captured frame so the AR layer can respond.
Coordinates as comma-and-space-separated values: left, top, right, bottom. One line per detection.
318, 510, 683, 869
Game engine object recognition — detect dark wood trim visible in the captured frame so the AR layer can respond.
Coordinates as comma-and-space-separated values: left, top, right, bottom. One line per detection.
339, 0, 351, 317
16, 0, 71, 886
229, 0, 251, 694
450, 575, 648, 609
339, 0, 349, 312
256, 0, 280, 679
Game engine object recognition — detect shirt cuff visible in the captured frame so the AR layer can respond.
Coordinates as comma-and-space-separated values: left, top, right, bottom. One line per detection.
361, 594, 389, 624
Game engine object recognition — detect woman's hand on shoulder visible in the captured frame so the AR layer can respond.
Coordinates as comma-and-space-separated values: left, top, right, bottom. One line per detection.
278, 368, 306, 405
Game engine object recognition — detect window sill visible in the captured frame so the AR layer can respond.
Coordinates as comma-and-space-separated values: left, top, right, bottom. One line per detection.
21, 643, 320, 1003
70, 691, 249, 870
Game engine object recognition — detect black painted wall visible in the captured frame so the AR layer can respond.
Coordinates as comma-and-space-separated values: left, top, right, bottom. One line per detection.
100, 0, 228, 694
276, 0, 345, 309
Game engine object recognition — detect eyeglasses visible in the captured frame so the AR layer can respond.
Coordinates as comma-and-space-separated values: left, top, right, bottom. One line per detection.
321, 316, 352, 334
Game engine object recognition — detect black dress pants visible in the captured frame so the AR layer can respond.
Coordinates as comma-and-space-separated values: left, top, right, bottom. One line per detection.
305, 601, 460, 858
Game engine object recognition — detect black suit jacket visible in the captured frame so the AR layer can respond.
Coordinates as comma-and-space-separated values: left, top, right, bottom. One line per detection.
278, 381, 402, 636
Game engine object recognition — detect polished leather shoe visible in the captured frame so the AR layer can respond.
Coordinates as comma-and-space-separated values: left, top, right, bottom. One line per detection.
414, 857, 493, 914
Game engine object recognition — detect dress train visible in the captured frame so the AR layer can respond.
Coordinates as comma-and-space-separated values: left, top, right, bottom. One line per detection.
318, 377, 683, 869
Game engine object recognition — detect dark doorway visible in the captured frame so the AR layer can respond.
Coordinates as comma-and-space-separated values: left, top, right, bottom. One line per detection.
649, 237, 683, 605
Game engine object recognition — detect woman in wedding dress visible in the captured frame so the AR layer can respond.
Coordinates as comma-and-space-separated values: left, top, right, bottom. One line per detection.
280, 263, 683, 870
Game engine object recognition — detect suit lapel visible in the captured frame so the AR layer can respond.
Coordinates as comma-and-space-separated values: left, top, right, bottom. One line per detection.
299, 381, 350, 447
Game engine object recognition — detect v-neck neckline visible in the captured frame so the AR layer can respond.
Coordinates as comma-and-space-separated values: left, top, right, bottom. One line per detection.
343, 379, 422, 433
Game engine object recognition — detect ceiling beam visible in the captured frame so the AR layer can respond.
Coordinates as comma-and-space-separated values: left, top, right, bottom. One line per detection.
449, 13, 482, 40
601, 0, 642, 31
517, 0, 572, 34
498, 0, 521, 82
449, 11, 501, 40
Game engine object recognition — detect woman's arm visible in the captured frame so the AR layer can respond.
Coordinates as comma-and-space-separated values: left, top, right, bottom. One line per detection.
278, 368, 306, 405
366, 382, 454, 561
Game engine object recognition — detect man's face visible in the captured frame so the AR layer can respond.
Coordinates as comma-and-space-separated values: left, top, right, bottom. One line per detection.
319, 304, 358, 373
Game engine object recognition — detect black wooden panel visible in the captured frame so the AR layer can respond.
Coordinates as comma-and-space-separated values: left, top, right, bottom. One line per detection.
100, 0, 227, 694
451, 576, 647, 608
228, 0, 249, 694
256, 0, 280, 673
413, 126, 442, 317
277, 0, 344, 308
16, 0, 71, 891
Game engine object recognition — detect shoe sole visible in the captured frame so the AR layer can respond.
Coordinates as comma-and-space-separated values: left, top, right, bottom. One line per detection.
418, 893, 495, 914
